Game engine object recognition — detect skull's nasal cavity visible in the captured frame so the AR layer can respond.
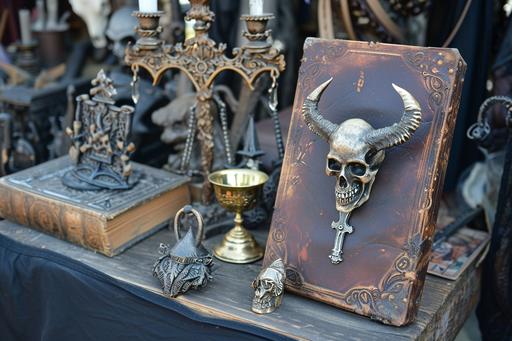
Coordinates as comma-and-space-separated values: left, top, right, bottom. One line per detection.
339, 176, 348, 188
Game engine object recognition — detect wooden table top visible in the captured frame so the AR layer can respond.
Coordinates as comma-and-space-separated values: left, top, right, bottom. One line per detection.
0, 220, 480, 341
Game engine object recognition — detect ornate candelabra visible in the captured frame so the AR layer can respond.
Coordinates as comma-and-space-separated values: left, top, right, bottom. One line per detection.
125, 0, 285, 204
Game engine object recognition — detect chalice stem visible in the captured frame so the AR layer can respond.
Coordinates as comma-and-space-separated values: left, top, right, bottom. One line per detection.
225, 212, 248, 240
234, 212, 244, 230
213, 210, 263, 263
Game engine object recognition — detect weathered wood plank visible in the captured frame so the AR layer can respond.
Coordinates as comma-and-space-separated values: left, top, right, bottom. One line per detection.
0, 220, 480, 340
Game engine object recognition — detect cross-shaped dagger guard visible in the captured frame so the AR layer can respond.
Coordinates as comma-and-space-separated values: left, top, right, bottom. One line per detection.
329, 212, 353, 264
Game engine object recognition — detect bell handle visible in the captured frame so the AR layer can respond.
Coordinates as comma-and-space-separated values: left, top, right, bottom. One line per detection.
173, 205, 205, 247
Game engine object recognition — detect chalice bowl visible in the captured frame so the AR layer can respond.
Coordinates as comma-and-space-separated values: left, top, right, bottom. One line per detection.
208, 169, 268, 263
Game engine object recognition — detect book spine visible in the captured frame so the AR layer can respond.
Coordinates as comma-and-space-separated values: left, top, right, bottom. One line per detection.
405, 56, 467, 324
0, 183, 111, 254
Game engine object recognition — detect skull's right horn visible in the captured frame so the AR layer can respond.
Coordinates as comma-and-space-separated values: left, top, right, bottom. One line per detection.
365, 84, 422, 151
302, 78, 338, 141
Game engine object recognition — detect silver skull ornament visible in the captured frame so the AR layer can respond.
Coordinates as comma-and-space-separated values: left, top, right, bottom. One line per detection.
251, 258, 286, 314
302, 78, 422, 264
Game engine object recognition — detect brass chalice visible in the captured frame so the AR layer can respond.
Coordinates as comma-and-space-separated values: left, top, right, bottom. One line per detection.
208, 169, 268, 263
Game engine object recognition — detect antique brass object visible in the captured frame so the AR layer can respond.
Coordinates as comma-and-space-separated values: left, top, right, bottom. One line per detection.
208, 169, 268, 263
125, 0, 285, 203
251, 258, 286, 314
63, 70, 137, 190
302, 78, 422, 264
153, 205, 213, 297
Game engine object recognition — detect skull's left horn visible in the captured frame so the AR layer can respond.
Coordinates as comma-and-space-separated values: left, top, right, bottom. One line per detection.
365, 84, 422, 151
302, 78, 338, 141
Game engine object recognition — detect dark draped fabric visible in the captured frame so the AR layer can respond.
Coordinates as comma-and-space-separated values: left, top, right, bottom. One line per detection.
476, 132, 512, 341
0, 234, 289, 341
470, 7, 512, 341
426, 0, 495, 191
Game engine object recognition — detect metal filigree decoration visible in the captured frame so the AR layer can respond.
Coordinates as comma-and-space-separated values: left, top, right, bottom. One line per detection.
467, 96, 512, 142
302, 78, 422, 264
125, 0, 285, 203
251, 258, 286, 314
153, 205, 213, 297
63, 69, 137, 190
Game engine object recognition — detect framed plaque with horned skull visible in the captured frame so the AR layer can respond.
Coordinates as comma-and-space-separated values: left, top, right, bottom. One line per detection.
302, 78, 422, 264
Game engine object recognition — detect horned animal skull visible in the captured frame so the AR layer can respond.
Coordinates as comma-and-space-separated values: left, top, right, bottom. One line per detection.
302, 78, 422, 264
69, 0, 111, 49
251, 259, 286, 314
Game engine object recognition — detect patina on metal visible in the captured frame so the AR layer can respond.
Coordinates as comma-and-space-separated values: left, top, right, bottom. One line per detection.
302, 78, 422, 264
63, 69, 137, 190
125, 0, 285, 203
208, 168, 268, 264
153, 205, 214, 297
251, 258, 286, 314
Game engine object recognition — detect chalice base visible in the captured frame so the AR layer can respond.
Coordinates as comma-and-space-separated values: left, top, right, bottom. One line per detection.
213, 226, 263, 264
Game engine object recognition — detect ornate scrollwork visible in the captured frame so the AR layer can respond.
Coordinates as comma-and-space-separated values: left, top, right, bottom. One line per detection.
125, 1, 285, 203
63, 70, 137, 190
405, 51, 450, 111
344, 233, 424, 323
217, 191, 255, 211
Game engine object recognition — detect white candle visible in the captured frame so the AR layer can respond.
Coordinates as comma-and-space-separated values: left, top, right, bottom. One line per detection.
139, 0, 158, 13
46, 0, 59, 29
249, 0, 264, 15
18, 10, 32, 44
33, 0, 45, 31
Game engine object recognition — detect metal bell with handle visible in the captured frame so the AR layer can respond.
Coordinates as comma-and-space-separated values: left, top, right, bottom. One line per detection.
152, 205, 213, 297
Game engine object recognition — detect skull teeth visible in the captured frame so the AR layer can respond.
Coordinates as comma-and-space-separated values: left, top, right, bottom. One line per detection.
335, 183, 361, 205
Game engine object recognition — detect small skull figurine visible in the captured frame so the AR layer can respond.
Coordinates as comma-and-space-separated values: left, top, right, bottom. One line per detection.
153, 206, 213, 297
302, 78, 422, 264
251, 258, 286, 314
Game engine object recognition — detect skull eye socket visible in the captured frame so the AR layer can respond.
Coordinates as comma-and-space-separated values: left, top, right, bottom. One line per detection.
262, 280, 274, 291
328, 158, 342, 172
348, 162, 366, 176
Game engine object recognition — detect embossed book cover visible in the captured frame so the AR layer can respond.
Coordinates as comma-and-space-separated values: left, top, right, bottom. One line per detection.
0, 157, 190, 256
264, 38, 466, 326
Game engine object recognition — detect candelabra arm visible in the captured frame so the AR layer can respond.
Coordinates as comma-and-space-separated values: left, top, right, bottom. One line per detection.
124, 1, 286, 204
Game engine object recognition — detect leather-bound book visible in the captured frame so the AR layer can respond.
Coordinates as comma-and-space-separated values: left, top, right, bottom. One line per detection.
264, 38, 466, 326
0, 157, 190, 256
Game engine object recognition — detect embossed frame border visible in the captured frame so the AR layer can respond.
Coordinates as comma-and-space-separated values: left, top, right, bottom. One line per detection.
264, 38, 466, 326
